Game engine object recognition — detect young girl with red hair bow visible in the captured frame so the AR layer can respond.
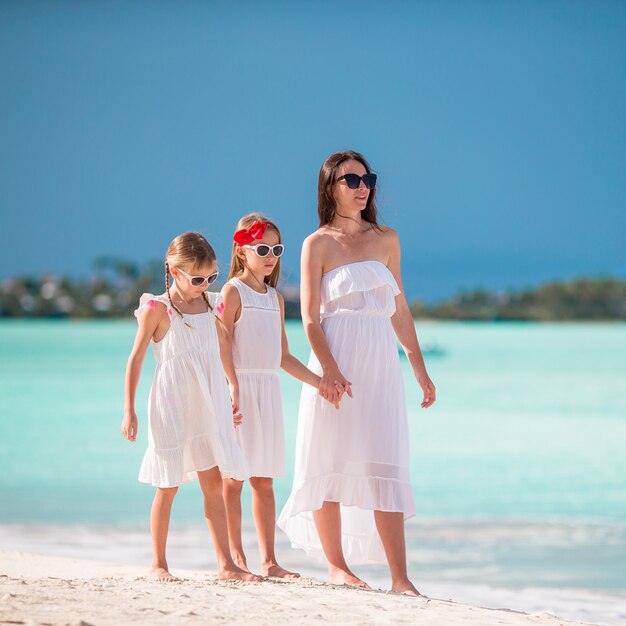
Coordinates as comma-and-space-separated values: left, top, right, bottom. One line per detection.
218, 213, 341, 578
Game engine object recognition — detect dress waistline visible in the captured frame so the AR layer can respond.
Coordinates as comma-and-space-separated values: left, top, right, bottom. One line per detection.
321, 312, 391, 320
235, 368, 279, 375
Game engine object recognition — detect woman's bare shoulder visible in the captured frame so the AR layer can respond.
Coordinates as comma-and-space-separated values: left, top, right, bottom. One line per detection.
303, 228, 335, 253
375, 224, 398, 238
371, 225, 400, 255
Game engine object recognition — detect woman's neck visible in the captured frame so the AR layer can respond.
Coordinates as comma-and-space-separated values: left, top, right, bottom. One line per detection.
238, 268, 268, 293
327, 209, 368, 235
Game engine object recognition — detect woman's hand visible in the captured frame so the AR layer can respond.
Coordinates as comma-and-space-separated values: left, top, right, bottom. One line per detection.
417, 372, 436, 408
121, 410, 138, 442
319, 367, 353, 409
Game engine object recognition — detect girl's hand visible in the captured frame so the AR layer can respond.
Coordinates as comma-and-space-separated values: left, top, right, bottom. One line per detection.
228, 382, 242, 427
311, 374, 342, 408
228, 382, 240, 415
417, 372, 436, 408
319, 368, 352, 410
121, 410, 138, 442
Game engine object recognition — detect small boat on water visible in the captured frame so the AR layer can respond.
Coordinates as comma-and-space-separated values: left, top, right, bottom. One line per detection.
399, 341, 446, 358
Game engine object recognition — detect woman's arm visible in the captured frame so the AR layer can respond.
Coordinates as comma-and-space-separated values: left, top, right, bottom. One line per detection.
122, 301, 168, 440
300, 235, 352, 406
386, 229, 436, 409
278, 292, 325, 388
217, 284, 242, 421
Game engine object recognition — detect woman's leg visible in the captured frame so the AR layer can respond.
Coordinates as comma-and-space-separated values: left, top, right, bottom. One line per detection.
222, 478, 249, 571
373, 510, 421, 595
249, 477, 299, 578
313, 501, 369, 588
150, 486, 178, 580
197, 467, 262, 582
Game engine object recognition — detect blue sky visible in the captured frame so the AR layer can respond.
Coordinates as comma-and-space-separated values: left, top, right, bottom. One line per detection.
1, 0, 624, 301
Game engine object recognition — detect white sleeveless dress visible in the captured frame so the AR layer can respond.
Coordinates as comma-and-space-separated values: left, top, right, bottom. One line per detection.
227, 278, 285, 478
277, 261, 415, 564
135, 292, 249, 488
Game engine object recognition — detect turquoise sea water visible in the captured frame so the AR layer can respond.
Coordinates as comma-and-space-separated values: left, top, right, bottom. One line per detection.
1, 320, 625, 623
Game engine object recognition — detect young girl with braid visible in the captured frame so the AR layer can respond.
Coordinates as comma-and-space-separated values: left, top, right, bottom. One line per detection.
121, 232, 261, 582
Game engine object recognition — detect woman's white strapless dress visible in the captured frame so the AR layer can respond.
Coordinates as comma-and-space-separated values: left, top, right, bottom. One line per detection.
277, 260, 415, 564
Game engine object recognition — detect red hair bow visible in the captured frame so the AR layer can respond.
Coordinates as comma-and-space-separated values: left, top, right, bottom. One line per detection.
233, 221, 269, 246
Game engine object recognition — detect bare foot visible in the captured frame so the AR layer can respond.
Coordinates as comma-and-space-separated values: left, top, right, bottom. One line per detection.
329, 566, 370, 589
262, 563, 301, 579
391, 578, 425, 597
218, 566, 263, 583
150, 566, 178, 582
231, 553, 251, 573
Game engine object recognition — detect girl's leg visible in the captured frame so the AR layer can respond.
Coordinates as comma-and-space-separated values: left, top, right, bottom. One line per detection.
150, 486, 178, 581
222, 478, 249, 571
312, 501, 369, 588
373, 510, 421, 596
249, 477, 300, 578
197, 467, 262, 582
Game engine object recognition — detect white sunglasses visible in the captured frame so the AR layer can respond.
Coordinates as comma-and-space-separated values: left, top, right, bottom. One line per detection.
177, 267, 219, 287
243, 243, 284, 258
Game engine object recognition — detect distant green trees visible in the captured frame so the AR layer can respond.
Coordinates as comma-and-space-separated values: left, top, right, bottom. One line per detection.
1, 259, 624, 321
0, 258, 162, 318
410, 278, 626, 321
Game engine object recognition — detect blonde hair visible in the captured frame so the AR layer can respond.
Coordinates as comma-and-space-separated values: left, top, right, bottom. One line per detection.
165, 232, 216, 319
228, 213, 282, 288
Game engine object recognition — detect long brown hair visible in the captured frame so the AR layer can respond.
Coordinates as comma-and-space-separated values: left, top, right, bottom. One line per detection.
318, 150, 379, 227
228, 213, 282, 288
165, 232, 216, 319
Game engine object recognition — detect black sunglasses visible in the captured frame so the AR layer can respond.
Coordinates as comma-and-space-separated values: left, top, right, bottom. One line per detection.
336, 173, 377, 190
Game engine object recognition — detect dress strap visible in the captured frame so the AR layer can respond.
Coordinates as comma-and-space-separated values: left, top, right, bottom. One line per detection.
228, 278, 250, 306
229, 278, 278, 310
205, 290, 221, 313
266, 285, 279, 310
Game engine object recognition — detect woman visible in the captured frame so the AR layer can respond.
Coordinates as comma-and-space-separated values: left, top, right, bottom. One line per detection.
278, 151, 436, 595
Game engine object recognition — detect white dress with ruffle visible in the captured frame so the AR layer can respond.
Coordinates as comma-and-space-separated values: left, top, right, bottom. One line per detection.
277, 260, 415, 564
227, 277, 285, 478
135, 293, 249, 488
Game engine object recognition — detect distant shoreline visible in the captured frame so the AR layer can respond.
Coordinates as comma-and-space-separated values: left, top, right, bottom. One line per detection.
1, 269, 624, 321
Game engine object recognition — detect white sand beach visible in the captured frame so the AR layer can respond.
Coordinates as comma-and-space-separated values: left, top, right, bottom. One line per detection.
0, 550, 597, 626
